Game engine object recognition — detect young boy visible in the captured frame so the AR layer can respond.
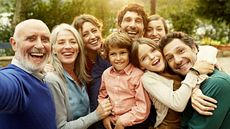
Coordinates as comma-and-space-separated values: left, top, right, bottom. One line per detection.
98, 32, 151, 129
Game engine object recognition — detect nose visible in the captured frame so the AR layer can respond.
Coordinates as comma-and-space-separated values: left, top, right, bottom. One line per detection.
64, 41, 72, 49
148, 52, 155, 60
89, 32, 96, 39
174, 56, 182, 64
115, 54, 121, 60
34, 39, 44, 49
153, 29, 157, 35
129, 20, 136, 27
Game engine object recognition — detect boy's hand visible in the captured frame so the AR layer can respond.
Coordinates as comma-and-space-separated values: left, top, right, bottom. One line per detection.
103, 117, 112, 129
114, 119, 125, 129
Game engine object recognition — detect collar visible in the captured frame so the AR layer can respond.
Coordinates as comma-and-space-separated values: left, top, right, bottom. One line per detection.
110, 63, 133, 75
11, 57, 45, 80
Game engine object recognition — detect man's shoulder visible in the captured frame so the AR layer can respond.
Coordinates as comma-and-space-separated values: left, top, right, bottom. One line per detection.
211, 69, 230, 80
0, 64, 24, 75
203, 69, 230, 85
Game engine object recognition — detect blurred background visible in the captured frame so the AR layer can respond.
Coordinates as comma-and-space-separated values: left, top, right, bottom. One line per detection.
0, 0, 230, 69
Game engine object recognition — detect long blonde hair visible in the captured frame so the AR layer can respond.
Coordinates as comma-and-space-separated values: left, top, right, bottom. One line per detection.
50, 23, 90, 82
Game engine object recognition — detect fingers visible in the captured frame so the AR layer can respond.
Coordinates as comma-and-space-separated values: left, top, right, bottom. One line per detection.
103, 118, 112, 129
101, 99, 112, 113
192, 103, 214, 116
192, 97, 215, 111
191, 90, 217, 116
201, 95, 217, 106
193, 93, 217, 108
97, 99, 112, 119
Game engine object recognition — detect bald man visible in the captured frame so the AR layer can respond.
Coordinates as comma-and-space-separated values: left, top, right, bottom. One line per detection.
0, 19, 57, 129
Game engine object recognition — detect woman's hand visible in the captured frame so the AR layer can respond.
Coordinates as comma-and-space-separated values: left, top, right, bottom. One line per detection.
96, 99, 112, 119
191, 88, 217, 115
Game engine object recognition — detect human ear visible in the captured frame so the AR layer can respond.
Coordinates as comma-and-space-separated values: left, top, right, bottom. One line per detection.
191, 45, 198, 54
9, 37, 17, 51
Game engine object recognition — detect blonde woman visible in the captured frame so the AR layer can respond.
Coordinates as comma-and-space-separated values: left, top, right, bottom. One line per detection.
45, 23, 112, 129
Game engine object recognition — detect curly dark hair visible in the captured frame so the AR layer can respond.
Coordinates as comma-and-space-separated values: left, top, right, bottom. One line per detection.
116, 3, 148, 32
159, 32, 198, 51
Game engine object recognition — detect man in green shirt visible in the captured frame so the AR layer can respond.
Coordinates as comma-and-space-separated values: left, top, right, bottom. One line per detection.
159, 32, 230, 129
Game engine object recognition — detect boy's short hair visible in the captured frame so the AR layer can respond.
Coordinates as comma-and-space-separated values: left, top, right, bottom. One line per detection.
104, 32, 132, 59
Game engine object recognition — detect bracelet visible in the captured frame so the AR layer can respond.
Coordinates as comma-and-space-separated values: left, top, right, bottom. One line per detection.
189, 67, 200, 75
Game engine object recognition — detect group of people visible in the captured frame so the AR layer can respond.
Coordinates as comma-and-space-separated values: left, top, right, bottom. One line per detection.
0, 3, 230, 129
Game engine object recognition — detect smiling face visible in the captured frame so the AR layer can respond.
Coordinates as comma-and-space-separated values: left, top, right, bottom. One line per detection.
54, 30, 79, 67
11, 19, 51, 72
138, 43, 165, 72
145, 19, 166, 43
81, 22, 102, 51
108, 47, 130, 72
120, 11, 144, 40
163, 39, 197, 75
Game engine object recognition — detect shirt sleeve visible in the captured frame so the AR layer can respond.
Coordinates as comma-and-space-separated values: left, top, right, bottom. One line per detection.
197, 45, 218, 64
141, 72, 197, 112
119, 75, 151, 127
0, 71, 29, 113
98, 72, 109, 103
45, 72, 100, 129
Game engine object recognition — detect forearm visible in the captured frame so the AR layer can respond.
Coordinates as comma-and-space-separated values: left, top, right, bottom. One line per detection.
142, 74, 197, 112
63, 110, 100, 129
119, 88, 150, 126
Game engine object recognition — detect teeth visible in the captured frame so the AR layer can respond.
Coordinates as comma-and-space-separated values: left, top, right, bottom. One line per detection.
63, 52, 73, 56
127, 31, 137, 35
90, 40, 98, 44
153, 38, 160, 42
31, 53, 44, 56
152, 59, 159, 65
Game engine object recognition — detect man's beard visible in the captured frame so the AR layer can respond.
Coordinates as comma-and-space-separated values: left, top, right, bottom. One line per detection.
15, 50, 48, 73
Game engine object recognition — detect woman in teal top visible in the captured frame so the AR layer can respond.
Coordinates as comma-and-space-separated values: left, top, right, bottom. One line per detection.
45, 23, 112, 129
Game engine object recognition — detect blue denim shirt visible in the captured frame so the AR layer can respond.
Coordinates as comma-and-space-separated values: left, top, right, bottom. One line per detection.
64, 71, 90, 120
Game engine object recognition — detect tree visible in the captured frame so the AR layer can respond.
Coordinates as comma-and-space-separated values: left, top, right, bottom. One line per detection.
150, 0, 156, 15
195, 0, 230, 24
12, 0, 31, 27
195, 0, 230, 42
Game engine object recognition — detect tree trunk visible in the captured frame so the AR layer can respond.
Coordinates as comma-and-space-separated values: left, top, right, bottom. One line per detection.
12, 0, 31, 27
150, 0, 156, 15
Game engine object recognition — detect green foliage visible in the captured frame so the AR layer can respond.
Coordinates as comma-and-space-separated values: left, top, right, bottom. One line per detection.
156, 0, 198, 35
170, 11, 197, 35
195, 0, 230, 24
195, 0, 230, 43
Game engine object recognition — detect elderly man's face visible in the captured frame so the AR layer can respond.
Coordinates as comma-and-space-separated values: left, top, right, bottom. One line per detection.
12, 20, 51, 72
120, 11, 144, 40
